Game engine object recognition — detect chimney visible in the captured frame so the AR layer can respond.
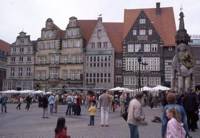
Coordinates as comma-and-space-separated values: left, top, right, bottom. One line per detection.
156, 2, 161, 15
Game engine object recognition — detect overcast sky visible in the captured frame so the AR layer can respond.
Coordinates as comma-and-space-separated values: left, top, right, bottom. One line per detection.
0, 0, 199, 43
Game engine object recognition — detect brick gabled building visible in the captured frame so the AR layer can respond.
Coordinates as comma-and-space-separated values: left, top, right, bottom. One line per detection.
0, 39, 10, 90
122, 3, 176, 89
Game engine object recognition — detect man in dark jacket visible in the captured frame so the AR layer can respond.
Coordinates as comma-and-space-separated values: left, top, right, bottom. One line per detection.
42, 94, 48, 118
1, 95, 8, 113
183, 91, 199, 131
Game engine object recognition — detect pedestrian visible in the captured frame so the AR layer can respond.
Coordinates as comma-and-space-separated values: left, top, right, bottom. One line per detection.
127, 93, 147, 138
183, 91, 199, 132
54, 94, 59, 113
166, 108, 186, 138
120, 93, 126, 115
66, 94, 73, 116
99, 90, 112, 127
55, 117, 70, 138
25, 95, 32, 111
161, 92, 191, 138
88, 101, 97, 126
16, 96, 23, 110
42, 94, 49, 118
48, 94, 55, 114
1, 94, 8, 113
76, 94, 81, 115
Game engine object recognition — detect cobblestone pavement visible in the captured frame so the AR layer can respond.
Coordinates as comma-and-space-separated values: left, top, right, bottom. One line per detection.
0, 104, 199, 138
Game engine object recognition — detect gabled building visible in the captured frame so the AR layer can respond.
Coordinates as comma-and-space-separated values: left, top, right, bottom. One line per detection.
34, 18, 63, 90
4, 32, 34, 90
0, 40, 10, 90
61, 17, 84, 89
122, 3, 176, 89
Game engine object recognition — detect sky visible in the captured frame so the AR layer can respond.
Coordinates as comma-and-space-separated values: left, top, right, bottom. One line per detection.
0, 0, 199, 43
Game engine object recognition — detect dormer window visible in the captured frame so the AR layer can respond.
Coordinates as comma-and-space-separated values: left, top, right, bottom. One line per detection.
139, 18, 146, 24
148, 29, 153, 35
133, 30, 137, 35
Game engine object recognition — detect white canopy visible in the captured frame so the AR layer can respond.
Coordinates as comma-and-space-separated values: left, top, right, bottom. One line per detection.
140, 86, 154, 92
0, 90, 19, 94
152, 85, 170, 91
109, 87, 133, 92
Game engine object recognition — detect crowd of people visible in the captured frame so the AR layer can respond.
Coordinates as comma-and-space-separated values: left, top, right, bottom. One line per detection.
1, 89, 200, 138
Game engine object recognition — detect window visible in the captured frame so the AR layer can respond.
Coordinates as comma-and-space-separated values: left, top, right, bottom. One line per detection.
116, 59, 122, 68
12, 48, 16, 53
103, 42, 108, 48
133, 30, 137, 35
148, 29, 153, 35
26, 67, 31, 76
19, 56, 23, 62
128, 44, 134, 52
50, 68, 59, 79
91, 42, 95, 48
27, 56, 31, 62
151, 44, 158, 52
10, 67, 15, 76
18, 67, 23, 76
139, 19, 146, 24
116, 75, 122, 83
144, 44, 150, 52
97, 29, 102, 38
135, 44, 141, 52
20, 48, 24, 53
97, 42, 101, 48
11, 57, 16, 63
139, 30, 146, 35
27, 47, 32, 53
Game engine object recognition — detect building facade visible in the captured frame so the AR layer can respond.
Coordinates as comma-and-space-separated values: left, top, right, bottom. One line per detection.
190, 35, 200, 89
4, 32, 34, 90
34, 18, 63, 91
122, 3, 176, 89
61, 17, 84, 89
84, 17, 115, 89
0, 40, 10, 91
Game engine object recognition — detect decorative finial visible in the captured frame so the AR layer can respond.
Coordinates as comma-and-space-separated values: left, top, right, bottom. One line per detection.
180, 5, 183, 12
98, 14, 102, 17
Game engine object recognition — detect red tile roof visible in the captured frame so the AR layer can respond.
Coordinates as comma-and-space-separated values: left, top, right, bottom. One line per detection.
103, 22, 123, 53
0, 39, 10, 53
124, 7, 176, 46
78, 20, 97, 43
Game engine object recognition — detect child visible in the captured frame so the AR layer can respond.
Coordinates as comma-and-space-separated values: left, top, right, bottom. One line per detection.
55, 117, 70, 138
166, 108, 186, 138
88, 101, 97, 126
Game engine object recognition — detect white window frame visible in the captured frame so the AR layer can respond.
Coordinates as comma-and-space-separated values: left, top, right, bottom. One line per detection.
139, 29, 146, 35
139, 18, 146, 24
132, 30, 137, 35
128, 44, 134, 52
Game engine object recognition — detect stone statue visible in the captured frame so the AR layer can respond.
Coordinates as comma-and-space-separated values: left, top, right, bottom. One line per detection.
171, 11, 195, 93
171, 43, 194, 93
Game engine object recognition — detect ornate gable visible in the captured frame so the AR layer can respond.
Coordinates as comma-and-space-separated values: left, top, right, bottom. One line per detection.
124, 10, 162, 43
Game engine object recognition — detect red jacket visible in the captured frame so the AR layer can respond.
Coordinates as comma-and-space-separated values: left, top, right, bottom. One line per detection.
55, 128, 70, 138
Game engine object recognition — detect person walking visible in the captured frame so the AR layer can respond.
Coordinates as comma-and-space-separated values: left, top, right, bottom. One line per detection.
42, 94, 49, 118
88, 101, 97, 126
66, 94, 73, 116
127, 93, 147, 138
54, 94, 59, 113
25, 95, 32, 111
120, 93, 126, 115
1, 94, 8, 113
16, 96, 23, 110
99, 90, 111, 127
166, 108, 186, 138
48, 94, 55, 114
161, 92, 191, 138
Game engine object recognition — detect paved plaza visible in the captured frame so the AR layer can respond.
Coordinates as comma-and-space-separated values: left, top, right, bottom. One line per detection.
0, 104, 199, 138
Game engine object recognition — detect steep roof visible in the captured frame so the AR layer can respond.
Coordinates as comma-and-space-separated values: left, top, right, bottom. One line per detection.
0, 39, 10, 53
124, 7, 176, 46
78, 20, 97, 44
103, 22, 123, 53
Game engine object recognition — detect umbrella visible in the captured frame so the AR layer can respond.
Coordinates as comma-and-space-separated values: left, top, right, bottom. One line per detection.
109, 87, 133, 92
1, 90, 19, 94
152, 85, 170, 91
34, 90, 45, 94
20, 90, 35, 94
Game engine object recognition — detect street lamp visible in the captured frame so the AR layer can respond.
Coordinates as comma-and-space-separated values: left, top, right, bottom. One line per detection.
137, 49, 148, 91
